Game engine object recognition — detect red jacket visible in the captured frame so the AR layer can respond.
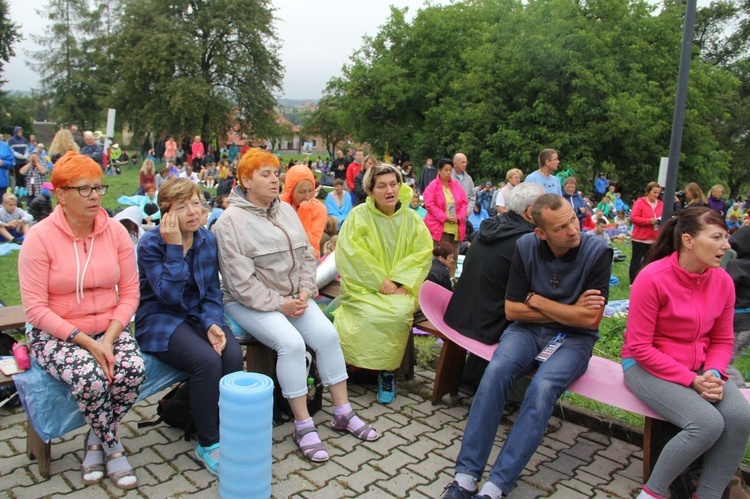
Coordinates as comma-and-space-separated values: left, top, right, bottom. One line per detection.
346, 162, 361, 191
630, 196, 663, 242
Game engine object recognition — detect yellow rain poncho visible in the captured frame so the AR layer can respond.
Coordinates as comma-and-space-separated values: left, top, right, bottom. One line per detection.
334, 183, 433, 370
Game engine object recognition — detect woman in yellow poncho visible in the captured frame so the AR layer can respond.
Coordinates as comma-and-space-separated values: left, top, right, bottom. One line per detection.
335, 163, 432, 404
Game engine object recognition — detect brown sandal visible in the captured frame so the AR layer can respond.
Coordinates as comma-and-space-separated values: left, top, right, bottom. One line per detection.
105, 451, 138, 490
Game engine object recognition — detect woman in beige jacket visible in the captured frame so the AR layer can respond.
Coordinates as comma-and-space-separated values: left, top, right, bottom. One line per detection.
214, 149, 378, 464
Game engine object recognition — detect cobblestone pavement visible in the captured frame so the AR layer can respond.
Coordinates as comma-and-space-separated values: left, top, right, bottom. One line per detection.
0, 369, 644, 498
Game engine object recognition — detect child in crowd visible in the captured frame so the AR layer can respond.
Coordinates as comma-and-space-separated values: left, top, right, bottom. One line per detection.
0, 193, 31, 244
586, 217, 612, 246
205, 162, 217, 188
27, 182, 54, 225
727, 214, 742, 233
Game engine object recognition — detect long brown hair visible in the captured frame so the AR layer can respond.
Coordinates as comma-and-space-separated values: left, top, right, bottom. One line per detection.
645, 206, 726, 265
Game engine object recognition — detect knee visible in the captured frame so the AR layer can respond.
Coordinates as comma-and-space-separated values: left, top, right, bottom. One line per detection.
685, 411, 725, 443
277, 335, 306, 360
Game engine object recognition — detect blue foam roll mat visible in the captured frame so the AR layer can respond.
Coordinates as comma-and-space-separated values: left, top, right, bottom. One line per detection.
219, 372, 274, 499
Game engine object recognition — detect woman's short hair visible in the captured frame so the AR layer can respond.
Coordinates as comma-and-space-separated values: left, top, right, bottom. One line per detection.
710, 184, 724, 197
50, 151, 102, 190
506, 168, 522, 181
646, 206, 727, 265
143, 182, 157, 192
363, 163, 402, 196
237, 149, 280, 188
563, 176, 577, 186
645, 181, 662, 195
433, 241, 454, 259
158, 177, 201, 214
436, 158, 453, 171
333, 178, 345, 187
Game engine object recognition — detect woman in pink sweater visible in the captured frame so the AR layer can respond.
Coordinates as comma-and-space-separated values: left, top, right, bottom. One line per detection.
18, 152, 144, 490
622, 206, 750, 499
423, 158, 468, 276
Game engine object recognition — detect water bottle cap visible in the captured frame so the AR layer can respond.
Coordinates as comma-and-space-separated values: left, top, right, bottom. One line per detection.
307, 377, 314, 384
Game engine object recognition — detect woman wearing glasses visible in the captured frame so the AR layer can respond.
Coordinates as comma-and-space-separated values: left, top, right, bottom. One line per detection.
19, 152, 145, 490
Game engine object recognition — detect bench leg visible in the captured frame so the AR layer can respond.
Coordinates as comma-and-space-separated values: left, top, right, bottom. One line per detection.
26, 420, 51, 479
642, 416, 664, 482
431, 340, 466, 405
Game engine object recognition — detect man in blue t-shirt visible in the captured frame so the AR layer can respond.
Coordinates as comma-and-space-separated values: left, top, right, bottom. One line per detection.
440, 194, 612, 499
524, 148, 562, 195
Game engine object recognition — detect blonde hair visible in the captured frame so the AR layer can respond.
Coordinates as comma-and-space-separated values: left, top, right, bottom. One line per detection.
506, 168, 522, 181
158, 177, 201, 214
2, 192, 17, 203
48, 129, 80, 158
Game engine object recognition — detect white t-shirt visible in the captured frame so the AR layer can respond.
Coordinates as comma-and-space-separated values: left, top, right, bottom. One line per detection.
180, 171, 200, 184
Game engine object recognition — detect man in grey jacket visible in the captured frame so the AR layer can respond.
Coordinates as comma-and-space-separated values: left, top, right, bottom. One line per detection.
452, 152, 475, 212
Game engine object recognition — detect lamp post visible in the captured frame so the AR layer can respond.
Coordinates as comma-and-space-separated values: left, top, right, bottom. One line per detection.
661, 0, 698, 222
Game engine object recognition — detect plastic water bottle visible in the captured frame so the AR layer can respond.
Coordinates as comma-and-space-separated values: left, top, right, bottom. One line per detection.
307, 377, 316, 401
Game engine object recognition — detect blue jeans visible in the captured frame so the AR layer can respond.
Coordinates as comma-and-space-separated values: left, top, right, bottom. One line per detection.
455, 323, 596, 495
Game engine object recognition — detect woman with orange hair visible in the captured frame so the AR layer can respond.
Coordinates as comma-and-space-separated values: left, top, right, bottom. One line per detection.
215, 149, 378, 464
18, 152, 144, 490
279, 164, 328, 258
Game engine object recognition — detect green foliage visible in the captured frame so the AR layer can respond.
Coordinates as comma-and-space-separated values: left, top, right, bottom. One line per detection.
300, 91, 350, 157
331, 0, 750, 199
109, 0, 283, 141
0, 0, 20, 72
28, 0, 108, 128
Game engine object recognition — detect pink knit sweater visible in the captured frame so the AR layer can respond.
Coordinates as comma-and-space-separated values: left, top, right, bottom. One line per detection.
621, 252, 735, 386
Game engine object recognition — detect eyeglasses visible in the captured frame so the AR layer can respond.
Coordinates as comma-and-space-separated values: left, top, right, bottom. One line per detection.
60, 185, 109, 196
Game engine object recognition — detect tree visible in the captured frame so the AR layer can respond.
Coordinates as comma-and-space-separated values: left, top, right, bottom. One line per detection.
330, 0, 747, 199
300, 90, 350, 157
0, 0, 21, 82
27, 0, 108, 128
109, 0, 283, 142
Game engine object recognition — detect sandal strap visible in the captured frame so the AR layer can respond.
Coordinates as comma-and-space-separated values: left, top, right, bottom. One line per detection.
331, 410, 355, 430
349, 422, 375, 440
86, 443, 103, 452
298, 441, 326, 459
105, 451, 126, 462
293, 426, 318, 441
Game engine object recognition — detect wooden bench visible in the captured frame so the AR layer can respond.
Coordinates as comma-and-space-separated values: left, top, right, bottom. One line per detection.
417, 280, 750, 481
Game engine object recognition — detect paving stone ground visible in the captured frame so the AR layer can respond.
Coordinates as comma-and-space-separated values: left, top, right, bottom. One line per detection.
0, 369, 644, 498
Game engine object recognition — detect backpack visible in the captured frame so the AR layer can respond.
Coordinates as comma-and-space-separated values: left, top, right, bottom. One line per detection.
138, 381, 195, 441
272, 350, 323, 426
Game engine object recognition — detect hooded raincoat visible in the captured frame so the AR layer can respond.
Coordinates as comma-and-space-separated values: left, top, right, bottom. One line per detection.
280, 165, 328, 258
334, 183, 432, 370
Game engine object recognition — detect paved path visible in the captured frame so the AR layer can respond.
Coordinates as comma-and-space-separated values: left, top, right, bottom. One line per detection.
0, 369, 644, 498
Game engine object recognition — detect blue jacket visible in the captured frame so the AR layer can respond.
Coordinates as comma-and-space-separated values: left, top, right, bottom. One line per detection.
594, 177, 609, 195
81, 143, 104, 167
563, 192, 587, 228
7, 127, 29, 164
135, 226, 226, 353
0, 142, 15, 189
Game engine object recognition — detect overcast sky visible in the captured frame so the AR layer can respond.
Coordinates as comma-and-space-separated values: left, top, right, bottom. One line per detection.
3, 0, 446, 99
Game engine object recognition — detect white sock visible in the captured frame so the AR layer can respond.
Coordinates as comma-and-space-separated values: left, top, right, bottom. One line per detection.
478, 482, 504, 499
455, 473, 477, 492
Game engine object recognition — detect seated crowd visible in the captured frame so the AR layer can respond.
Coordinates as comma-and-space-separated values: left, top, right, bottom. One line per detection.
7, 140, 750, 498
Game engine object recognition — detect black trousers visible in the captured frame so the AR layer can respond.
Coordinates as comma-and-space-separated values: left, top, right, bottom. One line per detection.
629, 241, 652, 285
153, 321, 243, 446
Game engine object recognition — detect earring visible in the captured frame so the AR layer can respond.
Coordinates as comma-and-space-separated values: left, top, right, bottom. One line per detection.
61, 205, 66, 213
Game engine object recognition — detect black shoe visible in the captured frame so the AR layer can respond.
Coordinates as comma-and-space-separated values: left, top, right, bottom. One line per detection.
441, 481, 477, 499
471, 495, 492, 499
